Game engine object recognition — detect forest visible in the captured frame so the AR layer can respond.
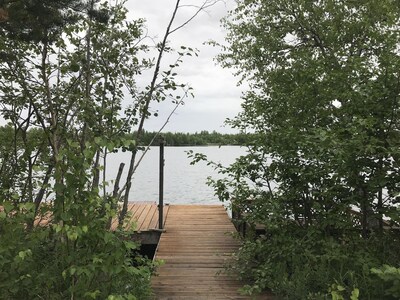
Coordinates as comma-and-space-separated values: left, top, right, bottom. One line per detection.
138, 130, 252, 146
1, 0, 400, 299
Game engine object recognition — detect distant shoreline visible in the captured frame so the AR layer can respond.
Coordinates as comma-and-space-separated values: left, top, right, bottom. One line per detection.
136, 130, 254, 147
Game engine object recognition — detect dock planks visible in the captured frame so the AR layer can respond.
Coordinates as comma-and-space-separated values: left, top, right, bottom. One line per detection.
28, 202, 167, 233
151, 205, 273, 299
110, 202, 169, 232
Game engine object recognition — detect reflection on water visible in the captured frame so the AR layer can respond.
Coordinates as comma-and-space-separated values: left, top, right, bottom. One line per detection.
106, 146, 246, 205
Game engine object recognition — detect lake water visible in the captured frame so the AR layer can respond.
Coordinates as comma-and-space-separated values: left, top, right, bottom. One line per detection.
106, 146, 246, 204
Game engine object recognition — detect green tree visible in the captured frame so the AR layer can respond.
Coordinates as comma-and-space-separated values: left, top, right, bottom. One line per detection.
0, 0, 86, 42
0, 1, 156, 298
0, 0, 222, 297
207, 0, 400, 298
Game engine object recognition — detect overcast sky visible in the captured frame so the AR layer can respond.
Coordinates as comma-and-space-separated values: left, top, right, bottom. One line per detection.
125, 0, 243, 133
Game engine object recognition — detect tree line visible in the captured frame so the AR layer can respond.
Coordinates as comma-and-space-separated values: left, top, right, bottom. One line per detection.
137, 130, 253, 146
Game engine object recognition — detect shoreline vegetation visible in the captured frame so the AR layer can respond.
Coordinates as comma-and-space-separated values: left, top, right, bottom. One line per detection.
137, 130, 253, 146
0, 125, 253, 148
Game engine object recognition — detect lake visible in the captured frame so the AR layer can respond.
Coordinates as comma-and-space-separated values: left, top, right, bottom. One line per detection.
106, 146, 246, 204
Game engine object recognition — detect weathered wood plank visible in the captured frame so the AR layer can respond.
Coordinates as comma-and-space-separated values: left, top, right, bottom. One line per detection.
134, 204, 153, 231
139, 204, 158, 231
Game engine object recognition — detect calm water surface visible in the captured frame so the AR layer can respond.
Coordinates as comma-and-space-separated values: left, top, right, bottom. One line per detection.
106, 146, 246, 204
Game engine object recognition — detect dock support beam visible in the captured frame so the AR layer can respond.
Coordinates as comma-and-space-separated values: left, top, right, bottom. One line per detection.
159, 136, 165, 229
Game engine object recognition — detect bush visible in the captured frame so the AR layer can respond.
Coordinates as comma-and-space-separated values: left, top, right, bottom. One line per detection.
228, 226, 400, 300
0, 202, 154, 300
371, 265, 400, 299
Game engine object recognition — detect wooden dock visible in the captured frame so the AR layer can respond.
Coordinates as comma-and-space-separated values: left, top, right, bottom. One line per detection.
151, 205, 273, 299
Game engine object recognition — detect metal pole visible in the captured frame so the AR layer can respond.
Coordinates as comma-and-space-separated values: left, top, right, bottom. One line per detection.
159, 136, 165, 229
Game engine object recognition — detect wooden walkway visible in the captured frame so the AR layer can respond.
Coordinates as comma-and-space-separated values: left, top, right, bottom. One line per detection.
151, 205, 272, 299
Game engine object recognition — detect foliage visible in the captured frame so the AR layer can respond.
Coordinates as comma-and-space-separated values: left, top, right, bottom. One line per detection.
371, 265, 400, 299
0, 128, 155, 299
0, 0, 176, 298
0, 0, 148, 205
0, 0, 86, 42
0, 0, 207, 296
201, 0, 400, 298
228, 226, 400, 299
135, 130, 254, 146
0, 125, 49, 202
0, 200, 154, 300
329, 285, 359, 300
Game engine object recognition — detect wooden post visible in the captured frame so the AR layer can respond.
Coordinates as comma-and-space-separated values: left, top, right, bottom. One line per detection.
159, 136, 165, 229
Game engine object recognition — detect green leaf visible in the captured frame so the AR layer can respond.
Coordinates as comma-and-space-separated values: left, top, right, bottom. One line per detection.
107, 142, 115, 152
351, 288, 360, 300
3, 202, 13, 213
54, 183, 65, 193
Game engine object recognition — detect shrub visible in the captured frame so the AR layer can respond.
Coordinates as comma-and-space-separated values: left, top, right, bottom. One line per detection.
0, 201, 154, 300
